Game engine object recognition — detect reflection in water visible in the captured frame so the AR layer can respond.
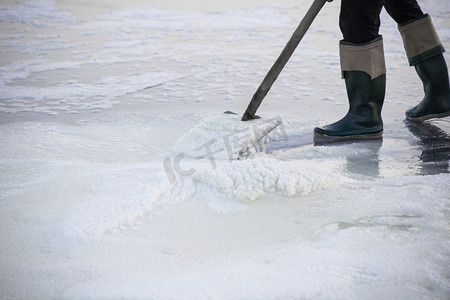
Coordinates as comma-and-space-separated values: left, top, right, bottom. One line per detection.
314, 138, 382, 178
313, 121, 450, 177
405, 121, 450, 175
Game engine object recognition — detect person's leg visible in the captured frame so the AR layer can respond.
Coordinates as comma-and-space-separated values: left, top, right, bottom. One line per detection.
385, 0, 450, 121
383, 0, 423, 24
314, 0, 386, 140
339, 0, 384, 43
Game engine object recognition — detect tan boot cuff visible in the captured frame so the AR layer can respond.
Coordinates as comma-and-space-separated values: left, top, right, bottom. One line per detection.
398, 14, 445, 64
340, 37, 386, 80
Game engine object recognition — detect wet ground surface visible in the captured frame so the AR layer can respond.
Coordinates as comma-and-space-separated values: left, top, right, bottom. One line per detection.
264, 118, 450, 177
1, 1, 449, 299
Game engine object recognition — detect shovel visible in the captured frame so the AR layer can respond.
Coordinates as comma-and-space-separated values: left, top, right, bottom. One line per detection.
241, 0, 329, 121
175, 0, 330, 161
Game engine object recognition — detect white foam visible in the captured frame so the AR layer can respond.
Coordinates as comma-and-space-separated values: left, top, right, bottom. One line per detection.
191, 156, 347, 201
97, 5, 293, 32
0, 0, 78, 26
0, 71, 179, 115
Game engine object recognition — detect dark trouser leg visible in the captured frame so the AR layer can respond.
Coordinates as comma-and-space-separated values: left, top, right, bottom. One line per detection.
340, 0, 423, 42
339, 0, 384, 44
383, 0, 423, 24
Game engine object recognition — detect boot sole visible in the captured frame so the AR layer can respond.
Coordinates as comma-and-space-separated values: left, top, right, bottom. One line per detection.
406, 111, 450, 122
313, 130, 383, 142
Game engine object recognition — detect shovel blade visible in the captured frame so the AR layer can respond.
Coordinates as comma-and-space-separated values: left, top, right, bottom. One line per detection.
173, 112, 282, 160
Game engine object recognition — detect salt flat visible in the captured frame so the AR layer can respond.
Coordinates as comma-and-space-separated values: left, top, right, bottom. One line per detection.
0, 0, 449, 299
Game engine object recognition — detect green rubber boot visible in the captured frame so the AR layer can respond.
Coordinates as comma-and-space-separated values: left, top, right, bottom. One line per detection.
314, 71, 385, 140
398, 14, 450, 121
405, 53, 450, 121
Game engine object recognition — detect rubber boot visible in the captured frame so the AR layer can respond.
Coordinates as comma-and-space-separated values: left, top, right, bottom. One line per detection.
398, 14, 450, 121
314, 71, 385, 140
314, 37, 386, 140
405, 53, 450, 121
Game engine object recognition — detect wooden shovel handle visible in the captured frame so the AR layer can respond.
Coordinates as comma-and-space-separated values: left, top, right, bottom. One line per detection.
241, 0, 328, 121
